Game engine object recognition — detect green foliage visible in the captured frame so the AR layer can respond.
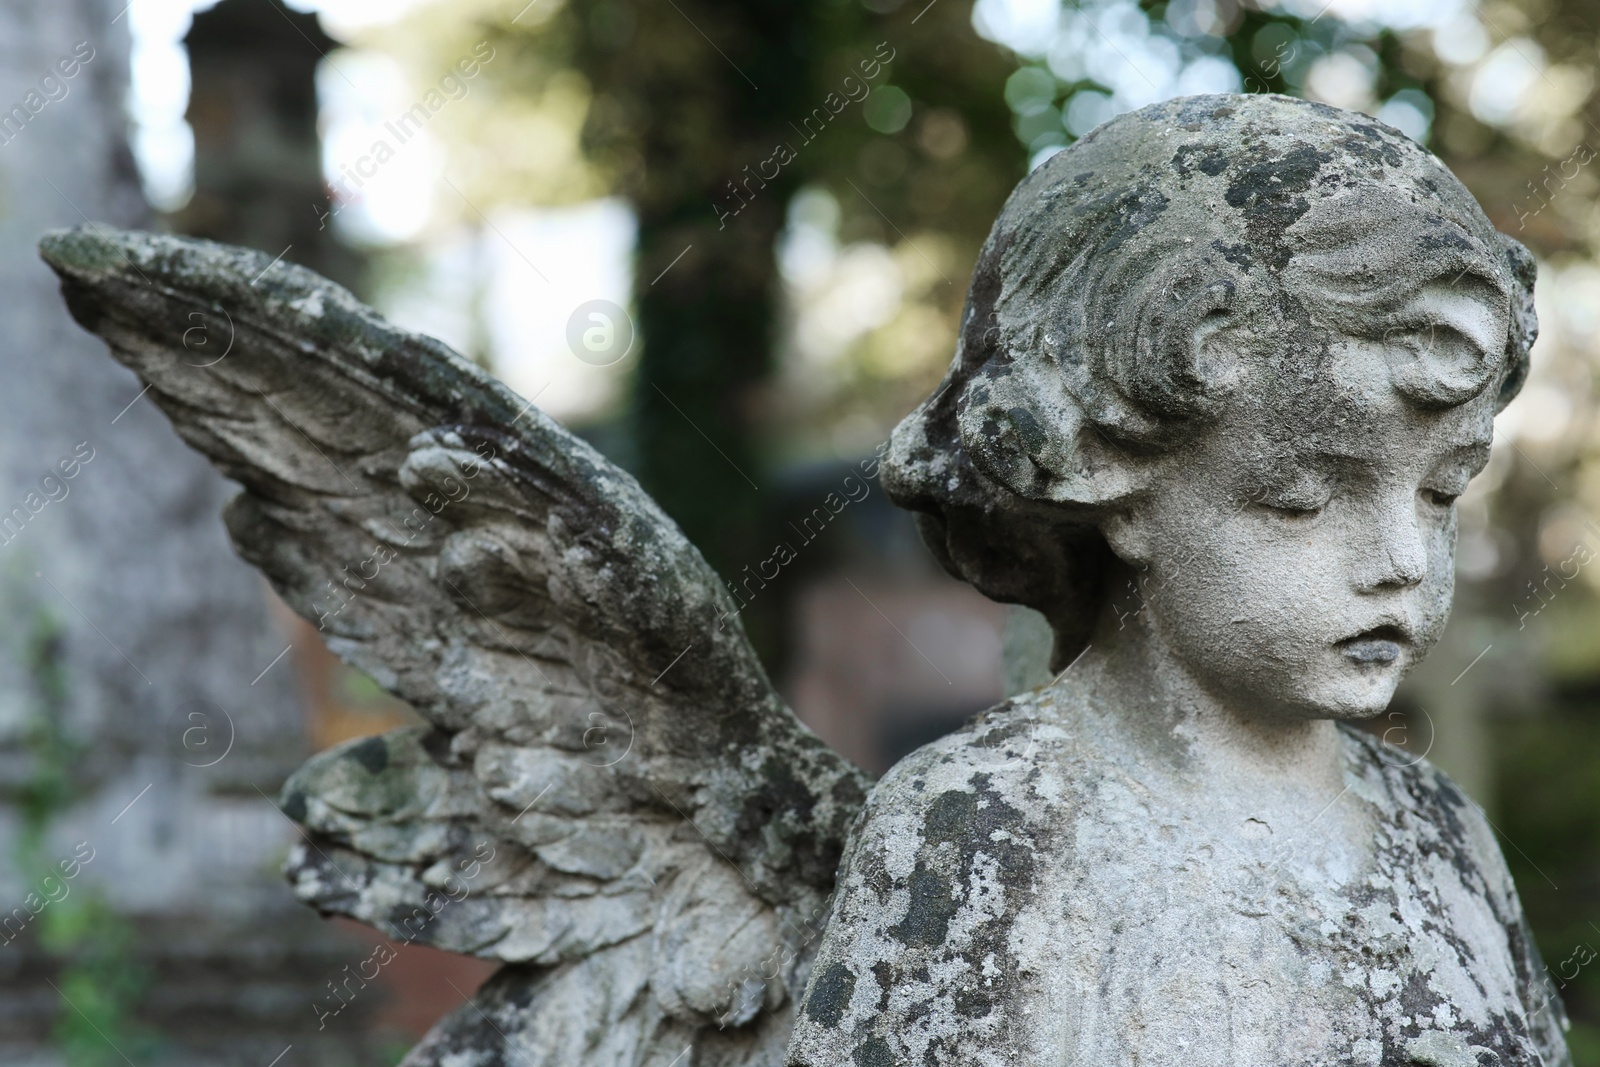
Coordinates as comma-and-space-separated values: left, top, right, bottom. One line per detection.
8, 588, 159, 1066
380, 1038, 416, 1065
42, 896, 158, 1067
1571, 1021, 1600, 1066
1492, 707, 1600, 1059
14, 607, 77, 854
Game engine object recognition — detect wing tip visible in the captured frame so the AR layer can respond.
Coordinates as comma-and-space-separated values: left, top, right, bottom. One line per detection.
39, 224, 135, 283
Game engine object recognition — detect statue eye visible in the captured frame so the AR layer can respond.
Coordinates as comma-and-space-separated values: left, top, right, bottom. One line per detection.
1263, 500, 1324, 518
1253, 489, 1328, 518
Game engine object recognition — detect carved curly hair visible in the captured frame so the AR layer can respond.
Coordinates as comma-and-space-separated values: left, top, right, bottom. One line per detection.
882, 94, 1537, 670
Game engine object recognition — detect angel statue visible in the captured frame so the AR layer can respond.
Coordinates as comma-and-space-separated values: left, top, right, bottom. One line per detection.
43, 93, 1566, 1066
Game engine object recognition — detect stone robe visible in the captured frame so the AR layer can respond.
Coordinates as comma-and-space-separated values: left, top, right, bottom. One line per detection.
788, 690, 1569, 1067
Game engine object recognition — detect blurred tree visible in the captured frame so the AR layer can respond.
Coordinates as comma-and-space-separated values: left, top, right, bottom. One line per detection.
369, 0, 1024, 581
349, 0, 1021, 674
565, 0, 817, 583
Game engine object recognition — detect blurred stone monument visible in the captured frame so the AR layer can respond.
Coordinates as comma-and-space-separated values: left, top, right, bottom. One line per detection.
0, 2, 386, 1063
178, 0, 359, 288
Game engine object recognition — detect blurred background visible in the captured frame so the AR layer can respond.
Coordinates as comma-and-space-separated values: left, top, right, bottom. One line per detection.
0, 0, 1595, 1062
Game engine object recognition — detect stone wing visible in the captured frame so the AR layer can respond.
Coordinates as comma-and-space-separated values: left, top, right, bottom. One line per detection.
41, 227, 868, 1065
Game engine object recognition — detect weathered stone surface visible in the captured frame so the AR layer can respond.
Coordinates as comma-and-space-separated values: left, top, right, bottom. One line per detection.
42, 91, 1567, 1067
39, 224, 867, 1065
789, 701, 1565, 1065
792, 93, 1563, 1066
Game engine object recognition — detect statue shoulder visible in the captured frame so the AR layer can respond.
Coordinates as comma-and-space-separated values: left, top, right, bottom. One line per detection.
1338, 724, 1572, 1063
787, 701, 1074, 1067
854, 698, 1079, 860
1338, 723, 1504, 866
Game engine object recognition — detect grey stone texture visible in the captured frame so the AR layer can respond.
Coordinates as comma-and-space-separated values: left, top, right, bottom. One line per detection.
40, 224, 866, 1065
41, 91, 1565, 1066
797, 93, 1562, 1066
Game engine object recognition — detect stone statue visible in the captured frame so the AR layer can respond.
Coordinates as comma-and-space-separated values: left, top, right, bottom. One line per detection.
41, 93, 1565, 1066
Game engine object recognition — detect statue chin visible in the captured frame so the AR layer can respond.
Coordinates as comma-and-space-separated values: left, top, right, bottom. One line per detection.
1263, 650, 1414, 723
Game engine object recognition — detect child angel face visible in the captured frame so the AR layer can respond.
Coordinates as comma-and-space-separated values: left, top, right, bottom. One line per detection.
1103, 273, 1509, 720
883, 94, 1536, 719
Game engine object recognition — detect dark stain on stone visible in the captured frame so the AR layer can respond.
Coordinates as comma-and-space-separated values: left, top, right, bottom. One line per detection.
922, 786, 979, 845
738, 757, 817, 837
805, 962, 856, 1027
1417, 225, 1476, 257
1007, 407, 1047, 455
903, 991, 934, 1025
871, 962, 893, 1011
282, 788, 307, 823
877, 773, 1040, 1025
891, 863, 961, 946
1212, 239, 1253, 269
346, 735, 388, 774
739, 756, 854, 886
952, 980, 993, 1019
971, 719, 1027, 750
1096, 185, 1171, 254
854, 1035, 895, 1067
1172, 144, 1230, 177
833, 774, 869, 810
1224, 143, 1330, 269
860, 848, 892, 898
420, 727, 454, 765
1333, 118, 1405, 168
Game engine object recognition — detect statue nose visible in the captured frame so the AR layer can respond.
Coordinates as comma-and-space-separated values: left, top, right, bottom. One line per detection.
1382, 549, 1425, 588
1369, 522, 1427, 590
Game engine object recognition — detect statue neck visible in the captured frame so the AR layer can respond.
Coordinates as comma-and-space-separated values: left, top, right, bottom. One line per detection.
1049, 578, 1350, 809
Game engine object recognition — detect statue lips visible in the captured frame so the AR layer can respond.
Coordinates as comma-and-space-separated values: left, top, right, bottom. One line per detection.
1336, 621, 1411, 666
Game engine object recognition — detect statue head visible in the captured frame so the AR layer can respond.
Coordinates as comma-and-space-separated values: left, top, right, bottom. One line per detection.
884, 93, 1536, 722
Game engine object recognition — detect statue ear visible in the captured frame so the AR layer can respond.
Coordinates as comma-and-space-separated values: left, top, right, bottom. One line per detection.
1097, 504, 1157, 567
1495, 232, 1537, 410
956, 361, 1150, 508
